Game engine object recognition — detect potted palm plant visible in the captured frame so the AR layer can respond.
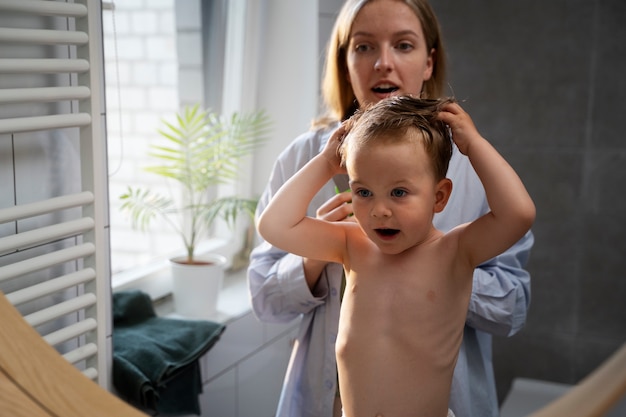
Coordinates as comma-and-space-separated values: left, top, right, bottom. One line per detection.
120, 104, 270, 317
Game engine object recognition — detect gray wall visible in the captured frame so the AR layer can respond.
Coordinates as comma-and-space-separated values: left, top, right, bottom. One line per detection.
431, 0, 626, 402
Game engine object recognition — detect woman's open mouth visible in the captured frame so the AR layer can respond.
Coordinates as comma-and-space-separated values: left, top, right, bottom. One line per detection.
372, 84, 399, 94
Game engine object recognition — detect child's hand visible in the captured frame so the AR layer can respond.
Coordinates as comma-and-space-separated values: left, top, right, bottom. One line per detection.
321, 124, 348, 174
437, 101, 482, 156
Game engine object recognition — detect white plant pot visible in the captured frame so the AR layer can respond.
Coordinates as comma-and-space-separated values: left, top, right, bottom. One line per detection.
170, 253, 227, 318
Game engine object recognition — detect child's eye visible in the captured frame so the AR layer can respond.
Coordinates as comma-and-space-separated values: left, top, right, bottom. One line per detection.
355, 189, 372, 198
391, 189, 407, 197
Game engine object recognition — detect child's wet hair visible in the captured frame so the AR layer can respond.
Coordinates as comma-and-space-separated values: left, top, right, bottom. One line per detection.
340, 95, 455, 180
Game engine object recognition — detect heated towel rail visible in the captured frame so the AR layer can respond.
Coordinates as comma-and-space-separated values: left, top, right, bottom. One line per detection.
0, 0, 110, 389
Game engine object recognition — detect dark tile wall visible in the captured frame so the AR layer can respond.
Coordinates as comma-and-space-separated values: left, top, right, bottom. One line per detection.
432, 0, 626, 403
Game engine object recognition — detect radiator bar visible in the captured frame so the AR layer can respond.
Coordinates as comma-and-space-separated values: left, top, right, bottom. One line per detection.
0, 243, 95, 282
0, 58, 90, 73
0, 0, 87, 17
0, 113, 92, 134
0, 192, 94, 224
82, 367, 98, 381
43, 317, 98, 346
0, 86, 91, 104
25, 293, 97, 328
0, 217, 95, 256
6, 269, 96, 306
0, 27, 88, 44
63, 342, 98, 365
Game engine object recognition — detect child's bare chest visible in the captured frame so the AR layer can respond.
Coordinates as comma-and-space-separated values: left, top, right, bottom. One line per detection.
342, 239, 473, 334
347, 236, 465, 292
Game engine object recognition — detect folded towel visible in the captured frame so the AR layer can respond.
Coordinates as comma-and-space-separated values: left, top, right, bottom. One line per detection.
112, 290, 226, 415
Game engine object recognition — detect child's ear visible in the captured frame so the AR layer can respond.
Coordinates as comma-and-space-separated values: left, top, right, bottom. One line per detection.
434, 178, 452, 213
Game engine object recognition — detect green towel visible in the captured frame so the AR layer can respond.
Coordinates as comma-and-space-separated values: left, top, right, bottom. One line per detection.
112, 290, 226, 416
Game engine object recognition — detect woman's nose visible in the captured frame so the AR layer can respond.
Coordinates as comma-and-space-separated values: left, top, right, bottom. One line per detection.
374, 48, 393, 72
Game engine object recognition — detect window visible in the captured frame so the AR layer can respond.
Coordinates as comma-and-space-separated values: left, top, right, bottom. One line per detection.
103, 1, 255, 290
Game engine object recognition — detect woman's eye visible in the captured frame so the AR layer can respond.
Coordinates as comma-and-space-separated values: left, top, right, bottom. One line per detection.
391, 189, 407, 197
354, 43, 371, 53
396, 42, 414, 52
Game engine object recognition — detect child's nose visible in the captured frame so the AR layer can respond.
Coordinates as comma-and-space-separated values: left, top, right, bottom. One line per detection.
371, 200, 391, 217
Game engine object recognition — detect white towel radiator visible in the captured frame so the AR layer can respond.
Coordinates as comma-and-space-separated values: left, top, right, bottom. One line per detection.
0, 0, 110, 389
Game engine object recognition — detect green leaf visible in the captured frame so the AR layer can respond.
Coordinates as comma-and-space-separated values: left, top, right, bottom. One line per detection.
118, 104, 271, 260
119, 187, 176, 231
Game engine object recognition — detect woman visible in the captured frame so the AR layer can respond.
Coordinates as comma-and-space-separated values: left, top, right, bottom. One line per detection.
248, 1, 534, 416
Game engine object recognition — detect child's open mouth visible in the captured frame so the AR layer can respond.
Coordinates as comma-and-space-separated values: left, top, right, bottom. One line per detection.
375, 228, 400, 239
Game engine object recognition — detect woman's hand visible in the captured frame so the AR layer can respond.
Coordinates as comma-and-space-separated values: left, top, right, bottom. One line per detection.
317, 189, 353, 222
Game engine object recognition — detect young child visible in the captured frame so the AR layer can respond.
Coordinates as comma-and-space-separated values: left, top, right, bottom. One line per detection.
256, 95, 536, 417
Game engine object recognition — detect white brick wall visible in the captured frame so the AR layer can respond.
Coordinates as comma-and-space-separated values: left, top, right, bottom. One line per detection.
103, 0, 181, 274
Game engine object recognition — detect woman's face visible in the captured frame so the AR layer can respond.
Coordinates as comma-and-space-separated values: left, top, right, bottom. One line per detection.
346, 0, 434, 109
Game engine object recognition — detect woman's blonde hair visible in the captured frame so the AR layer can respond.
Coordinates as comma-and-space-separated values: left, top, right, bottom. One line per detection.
316, 0, 447, 127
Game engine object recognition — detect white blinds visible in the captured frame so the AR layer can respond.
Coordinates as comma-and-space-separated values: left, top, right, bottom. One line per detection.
0, 0, 110, 389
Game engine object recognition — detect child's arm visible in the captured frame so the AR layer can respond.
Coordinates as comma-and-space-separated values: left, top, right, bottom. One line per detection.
256, 126, 349, 264
438, 102, 536, 267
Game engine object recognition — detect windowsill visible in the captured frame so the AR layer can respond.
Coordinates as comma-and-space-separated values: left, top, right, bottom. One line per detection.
111, 238, 254, 324
152, 266, 252, 324
111, 238, 242, 301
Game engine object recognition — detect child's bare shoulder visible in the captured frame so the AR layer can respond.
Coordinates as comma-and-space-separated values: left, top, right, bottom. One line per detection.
432, 224, 475, 266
